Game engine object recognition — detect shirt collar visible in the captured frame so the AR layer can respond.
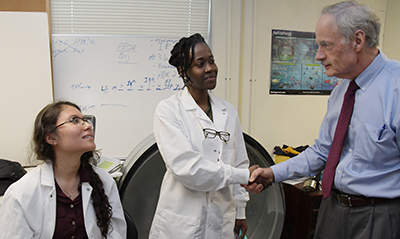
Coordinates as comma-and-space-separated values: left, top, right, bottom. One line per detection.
354, 50, 387, 92
181, 88, 226, 112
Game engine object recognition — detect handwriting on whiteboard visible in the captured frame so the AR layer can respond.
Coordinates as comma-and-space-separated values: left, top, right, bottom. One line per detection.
52, 37, 96, 58
70, 77, 181, 93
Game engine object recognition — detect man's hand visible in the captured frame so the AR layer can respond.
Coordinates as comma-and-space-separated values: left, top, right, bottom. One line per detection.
248, 165, 260, 175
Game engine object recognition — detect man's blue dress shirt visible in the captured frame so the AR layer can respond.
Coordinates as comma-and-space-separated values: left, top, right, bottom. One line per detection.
272, 52, 400, 198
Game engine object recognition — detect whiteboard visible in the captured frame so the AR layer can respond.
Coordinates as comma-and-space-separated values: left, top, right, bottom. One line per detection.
52, 35, 182, 158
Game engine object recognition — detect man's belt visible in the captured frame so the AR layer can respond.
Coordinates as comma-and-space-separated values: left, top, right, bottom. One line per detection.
332, 189, 398, 207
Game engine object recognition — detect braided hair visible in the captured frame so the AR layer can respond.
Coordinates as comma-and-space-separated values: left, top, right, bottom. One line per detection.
32, 101, 112, 238
169, 33, 206, 88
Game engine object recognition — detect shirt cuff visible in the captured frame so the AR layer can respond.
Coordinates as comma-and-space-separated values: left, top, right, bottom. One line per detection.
235, 204, 247, 219
271, 163, 289, 183
230, 167, 250, 185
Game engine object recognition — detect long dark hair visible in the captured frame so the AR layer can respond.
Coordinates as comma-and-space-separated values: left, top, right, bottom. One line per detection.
169, 33, 206, 88
32, 101, 112, 238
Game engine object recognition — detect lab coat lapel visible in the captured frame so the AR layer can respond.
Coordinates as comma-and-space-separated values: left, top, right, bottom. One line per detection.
82, 183, 93, 214
40, 161, 57, 238
209, 92, 228, 131
181, 88, 213, 128
181, 89, 228, 129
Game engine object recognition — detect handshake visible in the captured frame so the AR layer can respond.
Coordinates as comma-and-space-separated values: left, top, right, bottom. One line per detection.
241, 165, 274, 194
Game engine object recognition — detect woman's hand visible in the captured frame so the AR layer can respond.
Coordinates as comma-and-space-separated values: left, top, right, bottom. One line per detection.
234, 219, 248, 239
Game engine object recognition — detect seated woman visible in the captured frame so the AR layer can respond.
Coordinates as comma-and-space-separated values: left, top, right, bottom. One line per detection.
0, 101, 126, 239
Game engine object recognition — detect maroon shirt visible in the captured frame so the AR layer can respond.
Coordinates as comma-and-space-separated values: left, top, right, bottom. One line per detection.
53, 166, 91, 239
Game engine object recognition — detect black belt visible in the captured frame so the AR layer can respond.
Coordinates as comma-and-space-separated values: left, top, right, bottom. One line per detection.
332, 189, 397, 207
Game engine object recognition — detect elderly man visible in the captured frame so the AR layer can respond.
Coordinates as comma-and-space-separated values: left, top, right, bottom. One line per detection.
246, 1, 400, 238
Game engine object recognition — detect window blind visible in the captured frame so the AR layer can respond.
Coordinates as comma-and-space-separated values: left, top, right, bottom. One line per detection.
50, 0, 210, 37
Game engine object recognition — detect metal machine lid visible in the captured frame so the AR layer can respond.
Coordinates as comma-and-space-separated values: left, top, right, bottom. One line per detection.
118, 133, 285, 239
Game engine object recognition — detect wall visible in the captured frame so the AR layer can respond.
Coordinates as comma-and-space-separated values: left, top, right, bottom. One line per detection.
210, 0, 242, 110
383, 0, 400, 62
0, 0, 53, 165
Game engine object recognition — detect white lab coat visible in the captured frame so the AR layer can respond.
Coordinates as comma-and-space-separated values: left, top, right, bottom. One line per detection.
149, 89, 250, 239
0, 161, 126, 239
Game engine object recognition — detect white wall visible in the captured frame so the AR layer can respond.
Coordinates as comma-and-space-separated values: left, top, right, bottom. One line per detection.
210, 0, 243, 110
383, 0, 400, 62
0, 12, 53, 165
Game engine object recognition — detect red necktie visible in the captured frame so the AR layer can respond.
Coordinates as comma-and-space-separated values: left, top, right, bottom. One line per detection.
322, 80, 359, 198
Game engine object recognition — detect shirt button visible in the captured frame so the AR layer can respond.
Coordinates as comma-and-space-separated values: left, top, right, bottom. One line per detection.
71, 236, 75, 239
349, 149, 352, 152
72, 221, 76, 226
70, 204, 74, 208
337, 170, 342, 174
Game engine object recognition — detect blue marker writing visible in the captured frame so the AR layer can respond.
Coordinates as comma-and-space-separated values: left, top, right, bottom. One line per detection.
378, 124, 386, 140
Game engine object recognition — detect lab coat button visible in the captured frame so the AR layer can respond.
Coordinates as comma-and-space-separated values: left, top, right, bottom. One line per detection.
86, 188, 90, 191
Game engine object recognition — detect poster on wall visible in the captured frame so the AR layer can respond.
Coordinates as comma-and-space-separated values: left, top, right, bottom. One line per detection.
270, 29, 340, 95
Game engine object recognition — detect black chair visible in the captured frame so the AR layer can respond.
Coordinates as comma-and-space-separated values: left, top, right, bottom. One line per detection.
0, 159, 27, 196
124, 210, 138, 239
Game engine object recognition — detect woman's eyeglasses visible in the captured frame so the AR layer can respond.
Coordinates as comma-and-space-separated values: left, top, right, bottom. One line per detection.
203, 128, 230, 143
56, 117, 94, 130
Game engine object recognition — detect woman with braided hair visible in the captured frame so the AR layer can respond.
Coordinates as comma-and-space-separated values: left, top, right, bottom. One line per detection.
149, 33, 259, 239
0, 101, 126, 239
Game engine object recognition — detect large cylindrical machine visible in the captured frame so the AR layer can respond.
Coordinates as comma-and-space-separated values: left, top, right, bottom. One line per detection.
118, 133, 285, 239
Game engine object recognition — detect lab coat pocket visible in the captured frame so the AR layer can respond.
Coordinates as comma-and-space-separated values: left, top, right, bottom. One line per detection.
156, 209, 199, 238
